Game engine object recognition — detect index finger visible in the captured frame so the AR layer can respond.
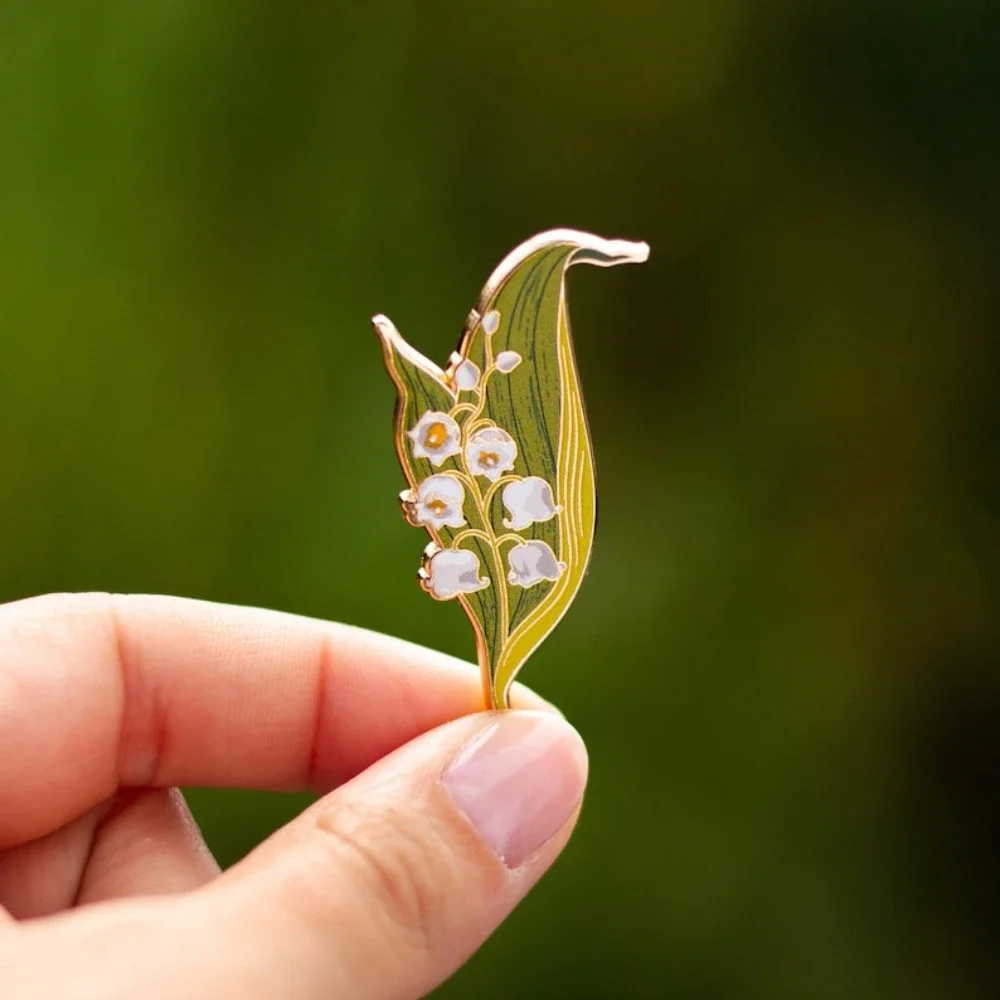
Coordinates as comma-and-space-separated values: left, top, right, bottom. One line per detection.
0, 592, 550, 847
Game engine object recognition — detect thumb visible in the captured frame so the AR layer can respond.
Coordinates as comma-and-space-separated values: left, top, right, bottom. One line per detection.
208, 709, 588, 999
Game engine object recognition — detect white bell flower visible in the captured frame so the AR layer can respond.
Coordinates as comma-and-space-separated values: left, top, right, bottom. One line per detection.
495, 350, 522, 373
454, 359, 481, 391
501, 476, 561, 530
465, 426, 518, 481
481, 310, 501, 335
421, 547, 489, 599
407, 410, 462, 466
507, 540, 565, 588
403, 475, 467, 530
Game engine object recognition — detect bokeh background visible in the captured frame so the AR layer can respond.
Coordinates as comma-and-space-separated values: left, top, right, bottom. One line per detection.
2, 1, 999, 996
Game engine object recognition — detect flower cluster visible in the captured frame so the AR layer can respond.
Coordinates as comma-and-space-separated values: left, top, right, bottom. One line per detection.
398, 308, 565, 602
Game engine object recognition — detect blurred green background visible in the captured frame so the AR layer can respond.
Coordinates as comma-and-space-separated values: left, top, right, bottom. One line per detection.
2, 1, 999, 996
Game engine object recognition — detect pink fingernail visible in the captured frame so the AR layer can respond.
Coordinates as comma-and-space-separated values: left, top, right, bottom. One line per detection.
443, 711, 589, 869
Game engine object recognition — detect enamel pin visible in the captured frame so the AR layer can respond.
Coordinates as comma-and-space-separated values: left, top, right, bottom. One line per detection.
373, 230, 649, 709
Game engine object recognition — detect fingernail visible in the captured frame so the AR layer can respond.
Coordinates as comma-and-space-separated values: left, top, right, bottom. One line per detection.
443, 711, 588, 869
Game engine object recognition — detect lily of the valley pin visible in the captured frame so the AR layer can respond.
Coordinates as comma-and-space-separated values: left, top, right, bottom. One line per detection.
374, 230, 648, 710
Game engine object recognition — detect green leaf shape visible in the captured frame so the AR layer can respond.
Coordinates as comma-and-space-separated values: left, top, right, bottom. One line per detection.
374, 230, 648, 708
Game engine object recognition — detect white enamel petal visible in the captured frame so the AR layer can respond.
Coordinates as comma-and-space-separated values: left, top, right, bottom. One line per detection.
426, 548, 489, 599
406, 410, 462, 466
481, 310, 500, 335
414, 475, 467, 530
417, 474, 464, 504
495, 350, 522, 373
507, 540, 565, 588
454, 359, 481, 391
502, 476, 561, 530
465, 427, 518, 481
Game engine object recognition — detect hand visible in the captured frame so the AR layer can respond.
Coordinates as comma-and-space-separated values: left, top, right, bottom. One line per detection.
0, 593, 588, 999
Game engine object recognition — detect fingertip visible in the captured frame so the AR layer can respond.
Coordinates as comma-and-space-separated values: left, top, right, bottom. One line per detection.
443, 710, 588, 869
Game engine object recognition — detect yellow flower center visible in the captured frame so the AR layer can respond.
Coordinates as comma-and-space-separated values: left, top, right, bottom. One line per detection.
423, 422, 449, 450
426, 498, 448, 517
479, 451, 500, 469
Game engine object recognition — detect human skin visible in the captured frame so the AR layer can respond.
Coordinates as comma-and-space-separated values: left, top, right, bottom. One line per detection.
0, 593, 588, 999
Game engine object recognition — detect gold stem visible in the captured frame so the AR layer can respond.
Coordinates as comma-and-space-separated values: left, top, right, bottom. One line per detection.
451, 527, 491, 547
463, 365, 497, 427
483, 324, 496, 371
462, 468, 509, 642
445, 333, 510, 701
454, 382, 509, 645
